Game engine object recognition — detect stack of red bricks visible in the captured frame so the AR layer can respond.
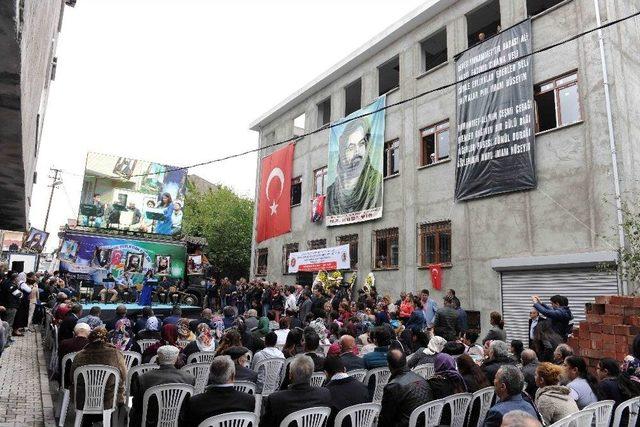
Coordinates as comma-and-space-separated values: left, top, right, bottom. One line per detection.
567, 295, 640, 369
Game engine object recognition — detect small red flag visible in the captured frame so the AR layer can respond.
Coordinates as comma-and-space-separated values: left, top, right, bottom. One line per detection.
430, 264, 442, 290
311, 195, 325, 223
256, 144, 295, 242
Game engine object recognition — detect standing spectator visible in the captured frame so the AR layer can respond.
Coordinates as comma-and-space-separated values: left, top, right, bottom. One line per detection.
419, 289, 438, 329
532, 295, 573, 341
482, 340, 516, 384
596, 358, 623, 406
483, 366, 538, 427
482, 311, 506, 344
534, 362, 579, 425
223, 346, 258, 384
324, 356, 369, 426
26, 273, 39, 332
563, 356, 598, 409
520, 349, 539, 398
528, 308, 540, 349
363, 326, 391, 369
532, 320, 563, 362
457, 354, 490, 393
454, 298, 468, 336
339, 335, 365, 371
274, 317, 290, 346
59, 303, 82, 342
433, 296, 459, 341
446, 289, 460, 308
59, 323, 91, 386
284, 285, 298, 313
243, 309, 259, 331
260, 355, 332, 427
298, 291, 313, 322
398, 294, 415, 321
2, 273, 23, 336
130, 346, 195, 426
379, 349, 434, 427
408, 335, 446, 369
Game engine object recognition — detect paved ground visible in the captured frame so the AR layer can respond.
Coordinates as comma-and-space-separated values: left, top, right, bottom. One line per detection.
0, 330, 56, 427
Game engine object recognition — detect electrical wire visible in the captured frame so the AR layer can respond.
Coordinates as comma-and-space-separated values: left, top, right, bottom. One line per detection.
77, 10, 640, 179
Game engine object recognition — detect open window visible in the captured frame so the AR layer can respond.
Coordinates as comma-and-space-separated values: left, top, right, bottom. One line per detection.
290, 176, 302, 206
378, 55, 400, 95
420, 120, 450, 166
313, 167, 327, 196
466, 0, 501, 47
373, 228, 399, 269
337, 234, 359, 270
256, 248, 268, 276
383, 139, 400, 178
345, 79, 362, 116
282, 243, 299, 274
534, 71, 581, 132
421, 28, 447, 73
317, 97, 331, 127
527, 0, 566, 16
293, 113, 306, 137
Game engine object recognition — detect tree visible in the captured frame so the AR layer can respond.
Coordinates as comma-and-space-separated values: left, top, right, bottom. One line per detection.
619, 204, 640, 295
182, 183, 254, 279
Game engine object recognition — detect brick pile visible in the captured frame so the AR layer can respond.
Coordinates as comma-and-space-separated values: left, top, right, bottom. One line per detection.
567, 295, 640, 369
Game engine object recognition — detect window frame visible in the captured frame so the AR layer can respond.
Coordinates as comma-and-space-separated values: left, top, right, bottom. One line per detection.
344, 78, 362, 116
378, 55, 400, 96
419, 120, 450, 167
255, 248, 268, 276
372, 227, 399, 270
534, 71, 582, 133
418, 221, 452, 268
337, 234, 359, 271
317, 97, 331, 127
420, 27, 448, 74
383, 139, 400, 178
313, 166, 328, 197
282, 243, 299, 275
290, 176, 302, 207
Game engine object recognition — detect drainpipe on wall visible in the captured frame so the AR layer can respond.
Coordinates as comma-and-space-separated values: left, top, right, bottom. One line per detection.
593, 0, 627, 295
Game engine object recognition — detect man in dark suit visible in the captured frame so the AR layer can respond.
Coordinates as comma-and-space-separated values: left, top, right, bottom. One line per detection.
528, 308, 540, 349
130, 346, 195, 426
223, 346, 258, 384
324, 356, 369, 426
185, 355, 255, 426
339, 335, 365, 371
58, 304, 82, 342
58, 322, 90, 386
280, 328, 325, 389
260, 354, 332, 427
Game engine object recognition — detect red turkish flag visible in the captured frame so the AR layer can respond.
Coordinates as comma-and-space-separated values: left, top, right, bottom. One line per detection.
256, 144, 295, 242
430, 264, 442, 290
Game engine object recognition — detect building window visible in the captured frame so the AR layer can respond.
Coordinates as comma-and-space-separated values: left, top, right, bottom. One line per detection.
256, 248, 268, 276
293, 113, 306, 137
283, 243, 299, 274
317, 97, 331, 127
345, 79, 362, 116
466, 0, 501, 47
383, 139, 400, 178
378, 56, 400, 95
337, 234, 359, 270
421, 28, 447, 73
421, 121, 450, 166
373, 228, 399, 269
308, 239, 326, 250
291, 176, 302, 206
527, 0, 566, 16
313, 167, 327, 196
419, 221, 452, 267
534, 72, 581, 133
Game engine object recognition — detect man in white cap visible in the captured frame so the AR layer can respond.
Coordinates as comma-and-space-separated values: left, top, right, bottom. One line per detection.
130, 345, 195, 426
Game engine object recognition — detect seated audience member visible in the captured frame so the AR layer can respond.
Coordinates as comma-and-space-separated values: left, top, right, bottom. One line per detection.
483, 365, 538, 427
243, 309, 259, 331
282, 328, 303, 358
520, 349, 539, 398
274, 317, 290, 346
215, 328, 241, 356
252, 331, 284, 391
136, 314, 162, 341
441, 341, 465, 356
511, 340, 524, 366
428, 352, 467, 425
222, 305, 236, 330
339, 335, 365, 371
281, 328, 325, 389
108, 318, 141, 353
407, 335, 446, 369
188, 308, 215, 332
176, 318, 195, 343
534, 362, 579, 425
70, 327, 127, 422
324, 356, 369, 426
59, 323, 91, 385
130, 345, 195, 426
457, 353, 489, 393
182, 323, 216, 362
463, 330, 484, 359
77, 306, 104, 330
481, 340, 516, 383
106, 304, 129, 331
379, 349, 434, 427
260, 355, 332, 427
186, 355, 256, 426
363, 326, 391, 369
553, 343, 574, 365
596, 358, 623, 406
58, 303, 82, 342
162, 305, 182, 325
563, 356, 598, 409
500, 410, 542, 427
223, 346, 258, 384
142, 324, 182, 366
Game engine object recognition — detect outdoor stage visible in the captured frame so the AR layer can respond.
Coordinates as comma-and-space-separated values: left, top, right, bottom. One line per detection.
87, 303, 201, 318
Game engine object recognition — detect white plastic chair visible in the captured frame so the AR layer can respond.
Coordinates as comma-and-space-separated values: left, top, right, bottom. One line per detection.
57, 351, 78, 427
126, 363, 160, 408
188, 351, 217, 364
149, 355, 159, 364
412, 363, 435, 379
254, 357, 286, 396
310, 372, 326, 387
254, 394, 262, 419
177, 339, 192, 348
584, 400, 614, 427
363, 367, 391, 404
138, 339, 158, 352
346, 369, 367, 382
470, 386, 495, 427
279, 406, 331, 427
234, 381, 257, 394
73, 364, 121, 427
197, 411, 257, 427
122, 350, 142, 370
549, 408, 595, 427
141, 383, 194, 427
442, 393, 473, 427
334, 403, 381, 427
181, 362, 211, 394
612, 396, 640, 427
408, 398, 445, 427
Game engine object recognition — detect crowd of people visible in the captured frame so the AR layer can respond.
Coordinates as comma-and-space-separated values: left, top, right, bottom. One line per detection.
3, 269, 640, 426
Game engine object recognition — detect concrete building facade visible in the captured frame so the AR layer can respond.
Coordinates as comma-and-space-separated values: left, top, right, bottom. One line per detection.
0, 0, 73, 231
249, 0, 640, 337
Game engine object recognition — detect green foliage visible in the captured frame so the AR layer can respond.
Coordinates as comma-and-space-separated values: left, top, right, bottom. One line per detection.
620, 204, 640, 294
182, 182, 254, 279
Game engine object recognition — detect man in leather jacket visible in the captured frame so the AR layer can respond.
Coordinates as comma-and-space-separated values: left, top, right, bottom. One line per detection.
379, 349, 434, 427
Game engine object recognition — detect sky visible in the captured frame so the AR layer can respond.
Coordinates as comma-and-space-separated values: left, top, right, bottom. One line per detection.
29, 0, 427, 250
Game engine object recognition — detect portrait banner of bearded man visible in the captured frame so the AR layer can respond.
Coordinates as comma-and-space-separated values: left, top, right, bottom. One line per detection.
326, 95, 386, 226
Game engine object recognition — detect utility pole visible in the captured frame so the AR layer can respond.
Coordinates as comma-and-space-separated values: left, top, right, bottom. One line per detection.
43, 167, 62, 232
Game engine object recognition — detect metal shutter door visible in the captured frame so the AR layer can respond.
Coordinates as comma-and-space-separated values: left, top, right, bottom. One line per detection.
501, 268, 618, 345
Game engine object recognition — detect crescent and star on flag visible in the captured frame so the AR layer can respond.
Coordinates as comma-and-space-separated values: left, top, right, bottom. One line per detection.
266, 167, 285, 216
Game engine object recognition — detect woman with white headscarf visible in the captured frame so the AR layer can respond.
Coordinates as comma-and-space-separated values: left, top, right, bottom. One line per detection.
407, 335, 447, 369
13, 272, 32, 334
